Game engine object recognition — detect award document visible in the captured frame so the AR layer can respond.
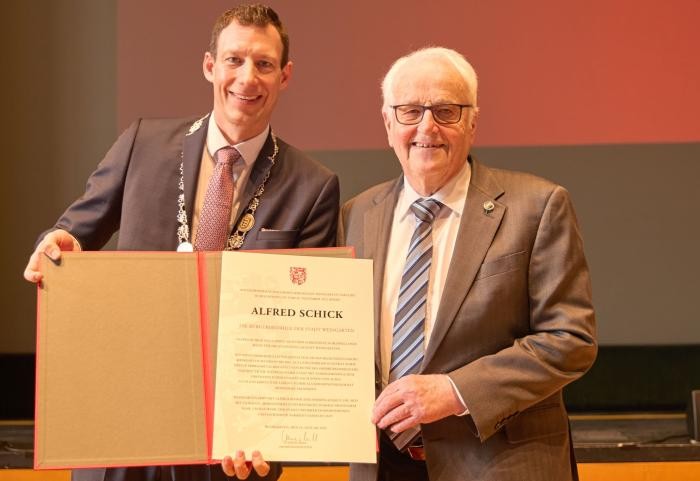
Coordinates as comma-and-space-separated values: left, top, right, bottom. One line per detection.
34, 249, 375, 469
212, 252, 375, 463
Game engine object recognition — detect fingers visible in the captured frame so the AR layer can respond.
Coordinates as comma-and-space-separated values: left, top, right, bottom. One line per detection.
372, 386, 403, 424
221, 455, 235, 477
23, 230, 81, 283
221, 451, 250, 479
378, 401, 420, 433
373, 374, 460, 432
48, 229, 82, 254
23, 250, 44, 283
23, 241, 58, 283
375, 397, 421, 433
373, 376, 423, 432
251, 450, 270, 477
221, 450, 270, 479
233, 450, 252, 479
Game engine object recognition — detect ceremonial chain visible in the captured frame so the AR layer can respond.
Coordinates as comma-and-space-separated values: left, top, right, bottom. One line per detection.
176, 122, 279, 251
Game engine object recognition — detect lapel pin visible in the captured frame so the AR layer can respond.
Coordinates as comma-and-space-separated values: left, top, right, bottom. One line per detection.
483, 201, 495, 214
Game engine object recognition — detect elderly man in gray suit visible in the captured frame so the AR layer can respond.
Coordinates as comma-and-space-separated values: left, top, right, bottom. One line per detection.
24, 4, 338, 481
339, 47, 597, 481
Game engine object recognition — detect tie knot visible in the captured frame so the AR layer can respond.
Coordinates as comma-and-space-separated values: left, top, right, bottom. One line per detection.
215, 146, 242, 166
411, 198, 443, 224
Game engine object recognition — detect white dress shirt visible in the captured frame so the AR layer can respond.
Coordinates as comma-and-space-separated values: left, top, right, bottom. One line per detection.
380, 160, 472, 409
191, 115, 269, 241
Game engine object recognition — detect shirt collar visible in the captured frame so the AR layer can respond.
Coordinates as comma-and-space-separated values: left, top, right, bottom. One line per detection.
397, 159, 472, 221
206, 114, 269, 168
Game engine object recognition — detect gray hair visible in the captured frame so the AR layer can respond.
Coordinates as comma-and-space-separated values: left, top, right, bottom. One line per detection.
381, 47, 479, 112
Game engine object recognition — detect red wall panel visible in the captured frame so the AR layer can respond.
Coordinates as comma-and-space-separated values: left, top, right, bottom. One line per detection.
118, 0, 700, 149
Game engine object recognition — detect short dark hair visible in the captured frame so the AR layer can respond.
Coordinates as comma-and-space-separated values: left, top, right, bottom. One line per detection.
208, 4, 289, 68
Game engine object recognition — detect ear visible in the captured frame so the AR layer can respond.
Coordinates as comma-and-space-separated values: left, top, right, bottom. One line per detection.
203, 52, 215, 83
382, 109, 393, 147
279, 61, 293, 90
468, 107, 479, 138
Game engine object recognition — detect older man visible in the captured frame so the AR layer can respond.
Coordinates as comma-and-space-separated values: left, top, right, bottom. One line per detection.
24, 4, 338, 481
339, 47, 597, 481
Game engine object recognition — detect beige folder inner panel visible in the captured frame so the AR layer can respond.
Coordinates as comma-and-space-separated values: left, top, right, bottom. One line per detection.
36, 252, 207, 468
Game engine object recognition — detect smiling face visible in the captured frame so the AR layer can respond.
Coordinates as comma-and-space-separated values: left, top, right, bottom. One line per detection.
203, 20, 292, 143
383, 56, 477, 196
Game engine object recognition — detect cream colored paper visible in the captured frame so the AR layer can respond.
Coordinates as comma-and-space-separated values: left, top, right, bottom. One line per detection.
212, 252, 376, 463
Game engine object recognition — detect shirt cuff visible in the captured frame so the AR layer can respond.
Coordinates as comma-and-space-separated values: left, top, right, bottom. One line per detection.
446, 375, 470, 416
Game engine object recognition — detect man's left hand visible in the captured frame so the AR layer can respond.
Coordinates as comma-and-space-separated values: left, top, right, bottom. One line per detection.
221, 450, 270, 479
372, 374, 464, 434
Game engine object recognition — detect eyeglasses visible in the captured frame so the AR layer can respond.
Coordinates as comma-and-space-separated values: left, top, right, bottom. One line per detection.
390, 104, 473, 125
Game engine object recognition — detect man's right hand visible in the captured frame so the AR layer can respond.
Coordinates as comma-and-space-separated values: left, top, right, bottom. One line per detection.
23, 229, 82, 283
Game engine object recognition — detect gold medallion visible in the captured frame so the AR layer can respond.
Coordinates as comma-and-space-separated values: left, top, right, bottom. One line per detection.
238, 213, 255, 232
176, 242, 193, 252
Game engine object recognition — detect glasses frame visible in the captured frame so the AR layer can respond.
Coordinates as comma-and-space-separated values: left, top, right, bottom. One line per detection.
390, 103, 474, 125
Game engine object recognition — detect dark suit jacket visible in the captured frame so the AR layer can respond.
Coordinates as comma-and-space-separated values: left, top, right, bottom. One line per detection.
50, 115, 339, 481
339, 158, 597, 481
52, 114, 339, 252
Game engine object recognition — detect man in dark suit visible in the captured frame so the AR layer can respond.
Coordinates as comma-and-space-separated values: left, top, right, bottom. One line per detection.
24, 4, 338, 481
339, 47, 597, 481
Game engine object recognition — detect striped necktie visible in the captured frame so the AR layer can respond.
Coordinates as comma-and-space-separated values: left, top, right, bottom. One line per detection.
194, 146, 241, 251
389, 197, 443, 450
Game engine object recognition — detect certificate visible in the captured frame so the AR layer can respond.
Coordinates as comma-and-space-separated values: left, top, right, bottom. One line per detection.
212, 252, 376, 463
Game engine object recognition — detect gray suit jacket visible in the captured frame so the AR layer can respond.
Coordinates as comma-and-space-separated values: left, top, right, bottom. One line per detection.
49, 115, 339, 481
339, 158, 596, 481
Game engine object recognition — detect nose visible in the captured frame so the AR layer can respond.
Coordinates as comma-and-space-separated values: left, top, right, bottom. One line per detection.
237, 59, 257, 85
417, 108, 439, 133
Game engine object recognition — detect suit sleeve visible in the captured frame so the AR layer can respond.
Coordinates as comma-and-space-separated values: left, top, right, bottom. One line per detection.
44, 120, 141, 250
447, 185, 597, 442
336, 198, 351, 247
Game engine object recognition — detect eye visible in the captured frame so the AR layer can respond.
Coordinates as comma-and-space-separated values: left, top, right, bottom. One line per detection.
400, 106, 422, 116
256, 59, 276, 73
436, 106, 455, 116
225, 56, 244, 66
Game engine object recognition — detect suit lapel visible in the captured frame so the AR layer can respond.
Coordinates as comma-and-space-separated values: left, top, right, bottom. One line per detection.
365, 178, 402, 368
423, 159, 506, 368
181, 114, 209, 231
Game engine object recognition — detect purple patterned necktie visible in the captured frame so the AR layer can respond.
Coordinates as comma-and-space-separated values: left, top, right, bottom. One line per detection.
389, 197, 443, 450
194, 146, 241, 251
